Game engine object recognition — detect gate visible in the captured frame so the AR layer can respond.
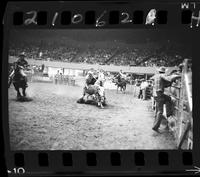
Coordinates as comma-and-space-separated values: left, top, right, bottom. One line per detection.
166, 59, 192, 149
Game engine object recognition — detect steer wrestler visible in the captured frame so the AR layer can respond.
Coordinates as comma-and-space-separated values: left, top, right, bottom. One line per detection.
77, 70, 106, 106
77, 71, 97, 102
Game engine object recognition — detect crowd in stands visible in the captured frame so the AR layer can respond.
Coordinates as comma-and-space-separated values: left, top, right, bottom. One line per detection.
9, 41, 188, 67
76, 48, 114, 64
9, 44, 79, 62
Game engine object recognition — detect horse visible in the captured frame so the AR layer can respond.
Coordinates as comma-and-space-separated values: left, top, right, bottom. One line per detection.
8, 63, 28, 99
113, 74, 127, 93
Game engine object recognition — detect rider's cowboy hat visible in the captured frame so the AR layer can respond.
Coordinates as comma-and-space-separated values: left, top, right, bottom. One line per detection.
157, 67, 165, 73
19, 52, 26, 57
165, 67, 179, 75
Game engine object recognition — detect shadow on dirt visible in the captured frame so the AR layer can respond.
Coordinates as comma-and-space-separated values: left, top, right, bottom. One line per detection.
77, 97, 108, 108
12, 96, 33, 102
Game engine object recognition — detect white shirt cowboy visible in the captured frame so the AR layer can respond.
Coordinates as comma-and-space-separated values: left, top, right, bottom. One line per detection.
98, 71, 105, 80
95, 71, 105, 97
94, 79, 105, 97
140, 81, 149, 90
98, 71, 106, 86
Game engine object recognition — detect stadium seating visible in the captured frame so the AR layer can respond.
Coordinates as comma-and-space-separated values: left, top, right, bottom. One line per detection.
9, 42, 185, 67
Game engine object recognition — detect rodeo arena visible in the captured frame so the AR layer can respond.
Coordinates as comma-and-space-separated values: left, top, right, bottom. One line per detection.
8, 30, 192, 150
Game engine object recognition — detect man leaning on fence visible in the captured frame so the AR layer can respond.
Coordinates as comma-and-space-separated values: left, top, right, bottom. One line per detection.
151, 67, 181, 132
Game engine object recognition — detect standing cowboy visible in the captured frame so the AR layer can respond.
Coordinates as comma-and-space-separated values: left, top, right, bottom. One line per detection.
54, 70, 60, 84
95, 70, 105, 97
97, 69, 106, 87
151, 67, 181, 132
138, 79, 144, 99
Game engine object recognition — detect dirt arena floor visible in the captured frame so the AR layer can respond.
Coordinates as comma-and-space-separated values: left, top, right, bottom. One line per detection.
9, 81, 177, 150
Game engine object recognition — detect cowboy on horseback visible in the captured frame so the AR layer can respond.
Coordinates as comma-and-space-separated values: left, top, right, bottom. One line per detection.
119, 70, 126, 79
9, 52, 29, 80
8, 52, 29, 98
113, 70, 127, 93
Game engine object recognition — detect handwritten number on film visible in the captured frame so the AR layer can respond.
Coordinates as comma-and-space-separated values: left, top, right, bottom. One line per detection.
24, 9, 158, 26
96, 10, 107, 27
52, 12, 59, 26
121, 12, 132, 23
145, 9, 156, 25
24, 11, 37, 25
72, 14, 83, 24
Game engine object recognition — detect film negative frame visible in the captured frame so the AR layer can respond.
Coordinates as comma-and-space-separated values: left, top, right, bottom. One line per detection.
2, 0, 200, 176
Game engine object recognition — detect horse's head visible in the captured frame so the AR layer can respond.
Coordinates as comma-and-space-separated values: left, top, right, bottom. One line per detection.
115, 74, 120, 79
12, 63, 27, 82
13, 63, 23, 72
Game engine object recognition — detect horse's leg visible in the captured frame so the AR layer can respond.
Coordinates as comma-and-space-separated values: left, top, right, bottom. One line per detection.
80, 87, 86, 100
100, 96, 104, 108
120, 86, 123, 92
87, 94, 90, 100
13, 83, 21, 98
123, 85, 126, 93
97, 95, 104, 108
22, 87, 26, 97
97, 99, 100, 106
100, 102, 104, 108
94, 92, 100, 107
16, 87, 22, 98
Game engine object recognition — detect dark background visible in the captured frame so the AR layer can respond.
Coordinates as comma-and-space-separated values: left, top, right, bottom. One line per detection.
10, 29, 193, 44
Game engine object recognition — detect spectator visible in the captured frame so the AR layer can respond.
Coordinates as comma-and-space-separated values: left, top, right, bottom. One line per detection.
141, 80, 149, 100
54, 70, 60, 84
59, 73, 63, 84
138, 79, 145, 99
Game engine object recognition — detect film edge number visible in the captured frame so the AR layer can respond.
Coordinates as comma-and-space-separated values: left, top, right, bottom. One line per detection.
17, 10, 200, 28
7, 167, 26, 174
22, 9, 161, 27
